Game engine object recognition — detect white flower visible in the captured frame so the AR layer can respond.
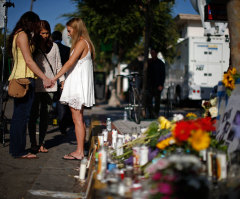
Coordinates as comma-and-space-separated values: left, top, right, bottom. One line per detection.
173, 114, 184, 122
168, 154, 201, 168
169, 139, 175, 145
210, 97, 217, 106
201, 100, 206, 108
209, 107, 218, 118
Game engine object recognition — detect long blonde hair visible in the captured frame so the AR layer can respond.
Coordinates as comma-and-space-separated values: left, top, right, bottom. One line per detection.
67, 18, 95, 60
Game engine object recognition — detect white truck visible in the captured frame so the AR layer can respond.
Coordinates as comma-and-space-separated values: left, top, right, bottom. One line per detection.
162, 0, 229, 103
162, 36, 230, 102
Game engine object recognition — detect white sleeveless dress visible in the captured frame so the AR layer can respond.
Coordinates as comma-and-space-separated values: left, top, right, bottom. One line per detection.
60, 40, 95, 110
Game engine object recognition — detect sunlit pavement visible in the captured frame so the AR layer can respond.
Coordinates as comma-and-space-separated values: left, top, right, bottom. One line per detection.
0, 99, 202, 199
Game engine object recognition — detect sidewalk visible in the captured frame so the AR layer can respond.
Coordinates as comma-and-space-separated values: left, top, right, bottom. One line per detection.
0, 99, 201, 199
0, 99, 154, 199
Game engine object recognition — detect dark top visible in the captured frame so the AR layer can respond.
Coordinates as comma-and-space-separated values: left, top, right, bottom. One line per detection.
54, 41, 70, 65
147, 58, 165, 89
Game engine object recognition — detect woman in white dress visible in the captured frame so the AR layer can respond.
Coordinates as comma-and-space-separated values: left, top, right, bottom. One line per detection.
52, 18, 95, 160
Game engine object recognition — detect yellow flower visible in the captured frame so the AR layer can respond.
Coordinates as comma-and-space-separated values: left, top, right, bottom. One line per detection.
158, 116, 171, 129
171, 124, 176, 132
156, 136, 175, 150
230, 67, 237, 75
188, 129, 210, 151
227, 76, 235, 90
186, 112, 197, 119
222, 73, 229, 86
223, 73, 235, 90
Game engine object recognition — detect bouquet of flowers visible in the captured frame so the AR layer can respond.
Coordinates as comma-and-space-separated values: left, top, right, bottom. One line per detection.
156, 116, 215, 154
222, 67, 240, 96
202, 97, 218, 118
146, 155, 209, 199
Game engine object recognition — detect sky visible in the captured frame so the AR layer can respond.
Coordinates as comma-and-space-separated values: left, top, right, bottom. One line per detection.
6, 0, 198, 33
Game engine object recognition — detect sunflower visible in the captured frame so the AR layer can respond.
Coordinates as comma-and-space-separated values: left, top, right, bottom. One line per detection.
188, 129, 210, 151
230, 67, 237, 75
223, 73, 235, 90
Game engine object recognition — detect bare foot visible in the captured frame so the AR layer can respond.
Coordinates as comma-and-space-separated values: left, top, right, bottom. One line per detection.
38, 145, 48, 153
17, 153, 39, 159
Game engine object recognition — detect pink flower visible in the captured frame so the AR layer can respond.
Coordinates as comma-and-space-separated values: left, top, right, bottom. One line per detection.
156, 159, 169, 170
146, 164, 158, 174
149, 188, 158, 194
158, 183, 173, 195
162, 196, 171, 199
163, 174, 177, 182
152, 172, 162, 181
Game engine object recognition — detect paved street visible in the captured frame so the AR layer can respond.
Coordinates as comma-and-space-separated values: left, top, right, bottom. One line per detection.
0, 98, 203, 199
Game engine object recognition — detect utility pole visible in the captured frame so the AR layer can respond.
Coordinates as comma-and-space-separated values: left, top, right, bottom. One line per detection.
30, 0, 36, 11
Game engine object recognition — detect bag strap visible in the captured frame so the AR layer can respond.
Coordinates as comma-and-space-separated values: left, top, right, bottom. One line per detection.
39, 48, 55, 76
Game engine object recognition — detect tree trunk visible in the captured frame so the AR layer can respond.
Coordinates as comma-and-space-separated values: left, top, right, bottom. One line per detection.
227, 0, 240, 72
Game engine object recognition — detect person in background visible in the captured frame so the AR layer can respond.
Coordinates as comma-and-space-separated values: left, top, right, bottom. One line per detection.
28, 20, 65, 154
51, 31, 70, 66
146, 48, 165, 119
8, 11, 52, 159
51, 30, 73, 135
51, 18, 95, 160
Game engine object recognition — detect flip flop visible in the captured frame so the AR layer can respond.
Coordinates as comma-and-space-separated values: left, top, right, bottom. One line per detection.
16, 153, 39, 159
63, 153, 82, 161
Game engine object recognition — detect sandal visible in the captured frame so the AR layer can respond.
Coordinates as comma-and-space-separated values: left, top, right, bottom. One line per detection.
16, 153, 39, 159
63, 153, 83, 161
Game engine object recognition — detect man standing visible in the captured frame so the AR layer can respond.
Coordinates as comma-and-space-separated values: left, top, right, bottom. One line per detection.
146, 48, 165, 119
51, 31, 72, 134
52, 31, 70, 66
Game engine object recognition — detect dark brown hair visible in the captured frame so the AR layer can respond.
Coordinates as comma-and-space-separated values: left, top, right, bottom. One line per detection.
36, 20, 53, 53
8, 11, 40, 57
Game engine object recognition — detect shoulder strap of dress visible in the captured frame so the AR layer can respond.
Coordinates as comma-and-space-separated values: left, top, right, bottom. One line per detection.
82, 39, 90, 50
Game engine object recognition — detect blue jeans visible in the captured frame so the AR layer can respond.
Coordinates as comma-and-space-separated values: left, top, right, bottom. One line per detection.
9, 79, 35, 157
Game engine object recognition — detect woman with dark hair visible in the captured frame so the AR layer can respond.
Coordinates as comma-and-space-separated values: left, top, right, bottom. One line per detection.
8, 12, 52, 159
52, 18, 95, 160
28, 20, 65, 154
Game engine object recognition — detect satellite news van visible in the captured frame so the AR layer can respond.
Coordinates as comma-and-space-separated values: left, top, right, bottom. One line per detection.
162, 36, 230, 102
162, 0, 229, 103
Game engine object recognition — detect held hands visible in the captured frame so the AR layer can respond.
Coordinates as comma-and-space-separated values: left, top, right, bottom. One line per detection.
50, 79, 57, 88
43, 78, 52, 88
43, 77, 56, 88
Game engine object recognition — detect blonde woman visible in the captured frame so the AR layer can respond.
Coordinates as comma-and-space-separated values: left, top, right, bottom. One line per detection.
52, 18, 95, 160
